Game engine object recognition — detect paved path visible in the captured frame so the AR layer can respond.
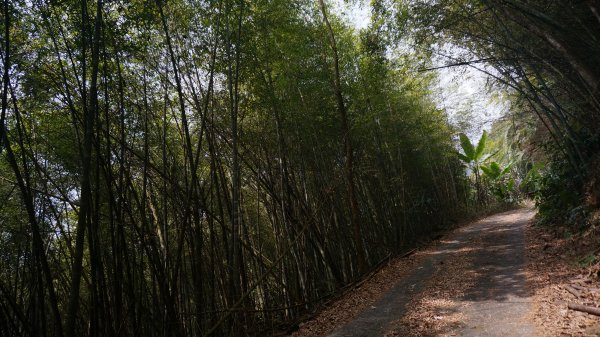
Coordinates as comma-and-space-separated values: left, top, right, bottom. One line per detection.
328, 208, 536, 337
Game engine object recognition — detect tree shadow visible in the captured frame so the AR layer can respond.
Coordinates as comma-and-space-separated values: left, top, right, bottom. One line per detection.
327, 208, 537, 337
462, 216, 532, 302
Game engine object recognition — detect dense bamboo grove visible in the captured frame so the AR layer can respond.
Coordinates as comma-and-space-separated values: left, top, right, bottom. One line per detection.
0, 0, 470, 336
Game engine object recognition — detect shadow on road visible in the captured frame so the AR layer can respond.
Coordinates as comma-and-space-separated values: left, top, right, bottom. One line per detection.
327, 208, 536, 337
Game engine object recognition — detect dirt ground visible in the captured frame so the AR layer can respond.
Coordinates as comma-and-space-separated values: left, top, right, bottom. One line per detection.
525, 213, 600, 336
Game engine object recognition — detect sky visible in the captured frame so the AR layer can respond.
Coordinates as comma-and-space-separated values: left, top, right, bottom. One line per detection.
431, 46, 508, 139
333, 0, 371, 30
333, 0, 507, 139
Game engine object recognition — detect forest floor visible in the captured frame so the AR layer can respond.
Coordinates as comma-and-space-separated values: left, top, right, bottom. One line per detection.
289, 207, 600, 337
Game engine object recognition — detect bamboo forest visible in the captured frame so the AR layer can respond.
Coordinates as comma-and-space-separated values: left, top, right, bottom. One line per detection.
0, 0, 599, 336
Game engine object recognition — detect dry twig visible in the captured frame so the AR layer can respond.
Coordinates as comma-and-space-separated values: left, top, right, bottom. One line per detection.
567, 303, 600, 316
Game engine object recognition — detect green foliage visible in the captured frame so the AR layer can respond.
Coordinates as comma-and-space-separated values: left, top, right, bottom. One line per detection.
522, 162, 544, 195
458, 131, 488, 165
459, 133, 476, 162
578, 253, 597, 267
475, 131, 487, 162
481, 161, 516, 203
457, 131, 491, 204
533, 161, 584, 225
491, 177, 516, 203
481, 161, 511, 180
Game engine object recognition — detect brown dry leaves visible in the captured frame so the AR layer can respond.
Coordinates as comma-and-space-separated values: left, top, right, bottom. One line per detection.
290, 211, 600, 337
383, 241, 480, 337
289, 232, 478, 337
525, 218, 600, 336
290, 250, 426, 337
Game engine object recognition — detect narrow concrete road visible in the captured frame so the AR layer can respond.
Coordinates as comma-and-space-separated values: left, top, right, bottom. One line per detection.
328, 208, 536, 337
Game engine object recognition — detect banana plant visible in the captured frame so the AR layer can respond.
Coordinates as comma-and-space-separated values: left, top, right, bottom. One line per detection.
457, 131, 490, 203
481, 161, 513, 180
481, 161, 515, 203
457, 130, 488, 167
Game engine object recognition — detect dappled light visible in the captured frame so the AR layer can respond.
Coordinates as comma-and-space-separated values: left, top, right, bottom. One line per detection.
321, 208, 534, 337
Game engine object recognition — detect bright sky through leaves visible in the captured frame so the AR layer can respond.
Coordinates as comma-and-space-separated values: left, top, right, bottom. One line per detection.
336, 1, 507, 139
